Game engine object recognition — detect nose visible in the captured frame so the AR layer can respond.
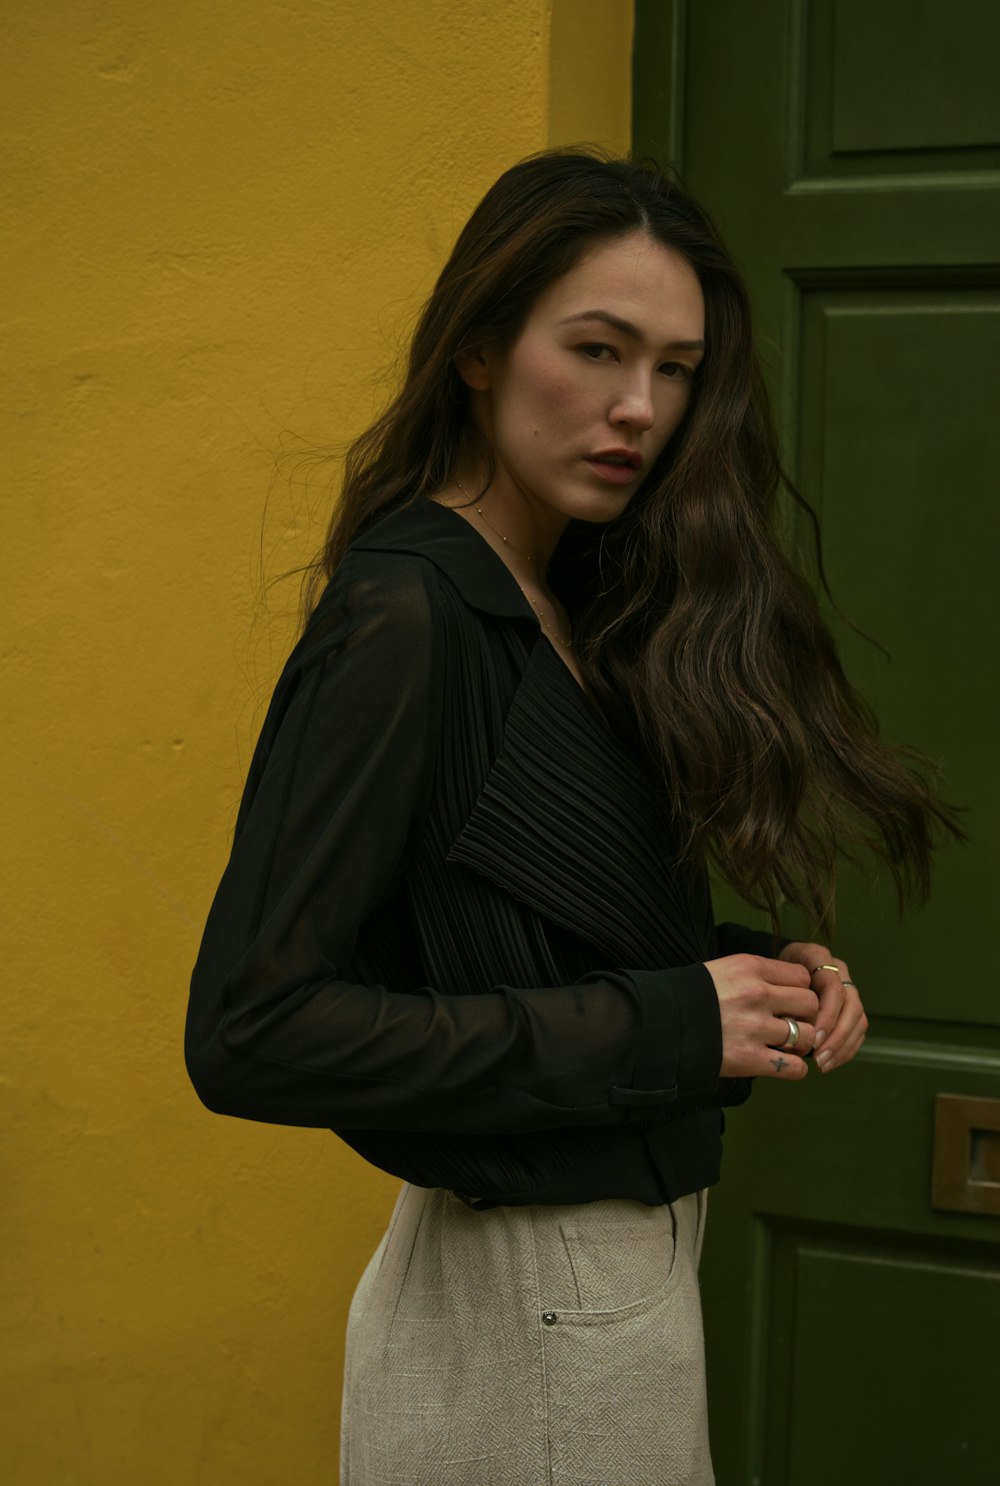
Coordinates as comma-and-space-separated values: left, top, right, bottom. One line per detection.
610, 375, 656, 434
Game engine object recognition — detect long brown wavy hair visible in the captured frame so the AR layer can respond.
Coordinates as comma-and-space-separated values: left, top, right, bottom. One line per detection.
302, 147, 962, 928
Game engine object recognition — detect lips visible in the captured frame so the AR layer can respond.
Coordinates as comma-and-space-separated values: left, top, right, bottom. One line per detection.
590, 447, 643, 470
585, 448, 643, 486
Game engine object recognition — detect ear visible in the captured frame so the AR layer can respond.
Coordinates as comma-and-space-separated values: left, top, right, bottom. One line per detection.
454, 346, 492, 392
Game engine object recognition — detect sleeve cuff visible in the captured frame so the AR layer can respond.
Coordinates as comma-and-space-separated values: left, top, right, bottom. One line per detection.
610, 962, 722, 1111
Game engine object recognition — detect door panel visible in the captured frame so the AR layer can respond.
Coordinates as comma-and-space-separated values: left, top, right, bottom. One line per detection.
634, 2, 1000, 1481
772, 1226, 1000, 1482
800, 278, 999, 1022
821, 0, 1000, 161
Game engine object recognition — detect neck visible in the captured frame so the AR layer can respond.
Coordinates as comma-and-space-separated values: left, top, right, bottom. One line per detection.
433, 476, 574, 649
448, 471, 568, 574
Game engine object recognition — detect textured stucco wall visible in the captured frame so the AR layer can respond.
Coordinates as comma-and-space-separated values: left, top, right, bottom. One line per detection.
1, 2, 631, 1480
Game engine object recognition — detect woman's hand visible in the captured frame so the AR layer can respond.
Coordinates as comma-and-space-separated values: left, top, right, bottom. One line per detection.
703, 954, 819, 1080
778, 942, 868, 1072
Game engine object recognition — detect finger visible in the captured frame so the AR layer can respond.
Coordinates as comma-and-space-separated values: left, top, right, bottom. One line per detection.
817, 1016, 868, 1072
758, 956, 813, 989
763, 984, 820, 1023
816, 995, 868, 1069
837, 1022, 868, 1067
767, 1014, 816, 1055
757, 1047, 809, 1081
813, 980, 845, 1045
815, 976, 862, 1052
810, 960, 850, 1045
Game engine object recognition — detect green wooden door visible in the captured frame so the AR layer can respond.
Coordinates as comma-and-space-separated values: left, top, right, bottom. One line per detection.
635, 4, 1000, 1482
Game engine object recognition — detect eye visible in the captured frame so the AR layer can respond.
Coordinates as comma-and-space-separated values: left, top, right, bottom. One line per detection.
659, 360, 694, 381
580, 342, 618, 362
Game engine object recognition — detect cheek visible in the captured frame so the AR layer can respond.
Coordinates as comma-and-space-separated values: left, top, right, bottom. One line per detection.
492, 343, 596, 452
656, 387, 694, 443
516, 361, 593, 438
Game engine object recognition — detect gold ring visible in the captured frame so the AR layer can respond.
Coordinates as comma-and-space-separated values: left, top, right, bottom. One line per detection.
812, 963, 842, 976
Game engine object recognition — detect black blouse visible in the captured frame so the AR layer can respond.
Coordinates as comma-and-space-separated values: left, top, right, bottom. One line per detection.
185, 499, 784, 1208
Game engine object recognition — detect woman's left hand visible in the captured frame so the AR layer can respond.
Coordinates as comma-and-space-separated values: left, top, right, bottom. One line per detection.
778, 942, 868, 1072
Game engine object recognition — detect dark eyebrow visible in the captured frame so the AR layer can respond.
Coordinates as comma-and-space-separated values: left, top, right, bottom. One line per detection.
557, 309, 705, 353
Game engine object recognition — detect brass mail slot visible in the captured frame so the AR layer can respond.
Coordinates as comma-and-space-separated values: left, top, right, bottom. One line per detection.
932, 1094, 1000, 1217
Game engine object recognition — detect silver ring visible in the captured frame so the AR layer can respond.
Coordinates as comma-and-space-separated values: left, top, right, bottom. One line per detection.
783, 1016, 800, 1049
842, 980, 857, 988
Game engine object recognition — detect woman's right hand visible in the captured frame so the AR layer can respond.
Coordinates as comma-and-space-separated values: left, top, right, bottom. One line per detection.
703, 954, 820, 1079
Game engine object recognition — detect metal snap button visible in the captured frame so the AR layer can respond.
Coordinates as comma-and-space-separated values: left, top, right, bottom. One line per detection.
542, 1311, 558, 1326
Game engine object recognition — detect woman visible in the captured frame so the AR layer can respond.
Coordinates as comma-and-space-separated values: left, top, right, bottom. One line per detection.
186, 151, 957, 1485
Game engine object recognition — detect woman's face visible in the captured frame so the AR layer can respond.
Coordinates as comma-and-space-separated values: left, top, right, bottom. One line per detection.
459, 230, 705, 530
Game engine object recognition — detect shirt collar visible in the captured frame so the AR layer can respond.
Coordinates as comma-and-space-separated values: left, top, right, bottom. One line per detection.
351, 497, 537, 622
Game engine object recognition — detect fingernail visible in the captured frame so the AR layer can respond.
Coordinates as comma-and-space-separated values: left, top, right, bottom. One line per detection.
817, 1050, 833, 1071
814, 1029, 826, 1048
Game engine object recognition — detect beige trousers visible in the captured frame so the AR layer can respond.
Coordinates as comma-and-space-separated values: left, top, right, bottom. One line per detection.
340, 1183, 714, 1486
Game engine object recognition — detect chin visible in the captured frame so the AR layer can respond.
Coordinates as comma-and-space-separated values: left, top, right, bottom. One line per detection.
560, 489, 636, 525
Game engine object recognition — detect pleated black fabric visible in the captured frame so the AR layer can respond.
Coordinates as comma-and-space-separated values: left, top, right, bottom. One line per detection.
186, 498, 785, 1208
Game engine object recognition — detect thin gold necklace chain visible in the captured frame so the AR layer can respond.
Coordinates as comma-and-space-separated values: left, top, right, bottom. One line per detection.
451, 481, 534, 561
452, 480, 574, 648
519, 589, 574, 649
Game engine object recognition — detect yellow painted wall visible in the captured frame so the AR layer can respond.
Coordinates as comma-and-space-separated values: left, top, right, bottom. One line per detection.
2, 2, 631, 1481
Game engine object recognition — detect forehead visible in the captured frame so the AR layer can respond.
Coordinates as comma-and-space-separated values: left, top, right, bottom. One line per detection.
532, 231, 705, 339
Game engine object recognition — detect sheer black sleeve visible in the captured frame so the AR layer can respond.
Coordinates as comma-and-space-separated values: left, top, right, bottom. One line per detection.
715, 922, 791, 958
185, 551, 722, 1135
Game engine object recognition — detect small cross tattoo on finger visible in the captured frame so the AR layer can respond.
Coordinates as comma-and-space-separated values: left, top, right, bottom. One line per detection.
772, 1056, 789, 1073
